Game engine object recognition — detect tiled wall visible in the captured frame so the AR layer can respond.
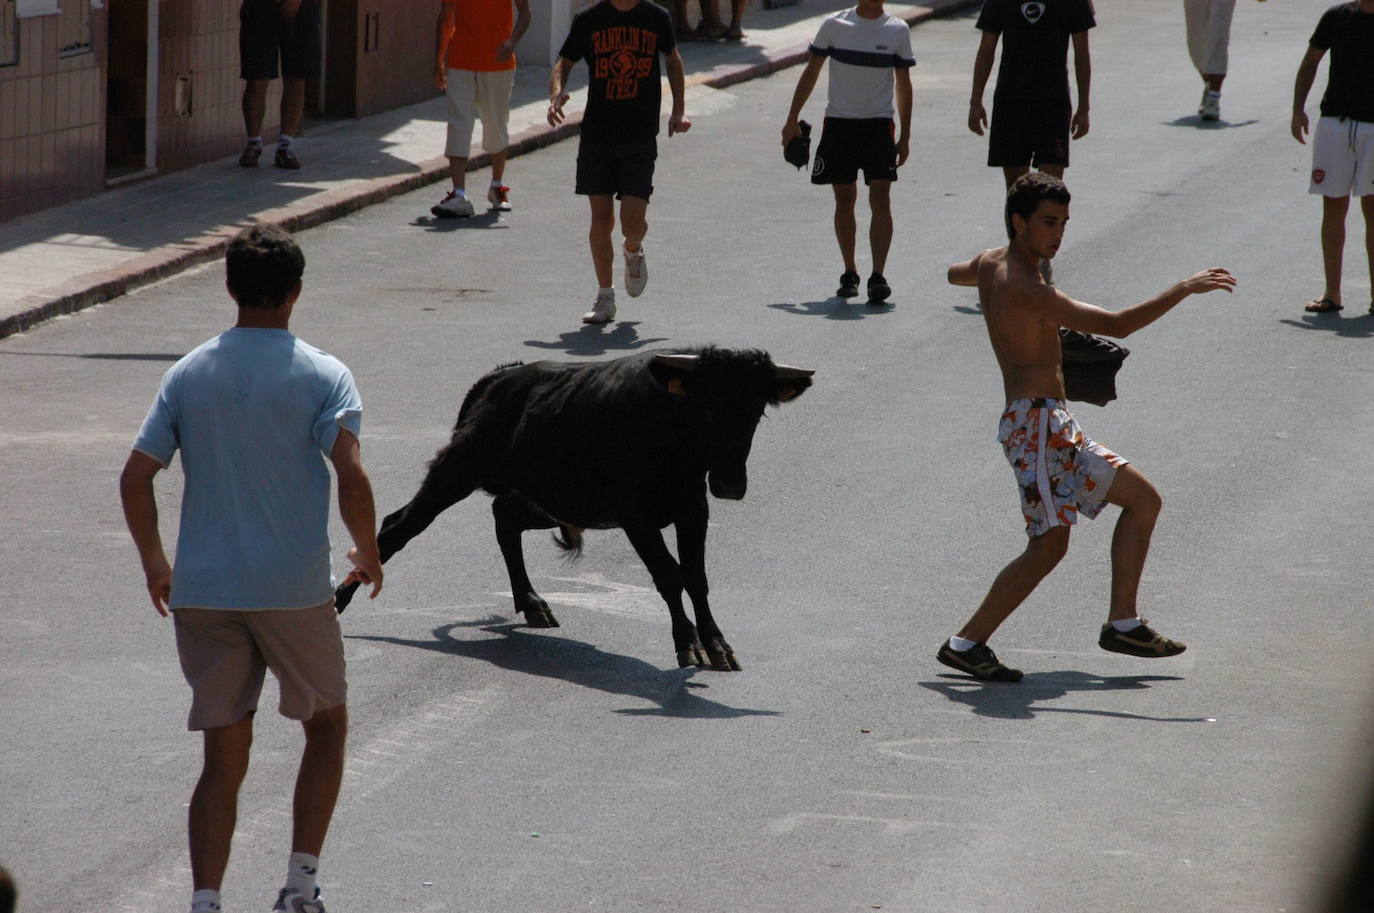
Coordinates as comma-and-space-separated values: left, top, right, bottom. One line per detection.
0, 10, 106, 224
158, 0, 279, 174
0, 1, 282, 225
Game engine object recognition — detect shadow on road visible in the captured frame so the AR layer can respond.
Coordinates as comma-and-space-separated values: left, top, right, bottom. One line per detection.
919, 670, 1211, 722
1278, 313, 1374, 339
768, 298, 896, 320
0, 350, 184, 361
409, 212, 508, 232
1160, 116, 1261, 130
348, 618, 781, 719
523, 320, 670, 355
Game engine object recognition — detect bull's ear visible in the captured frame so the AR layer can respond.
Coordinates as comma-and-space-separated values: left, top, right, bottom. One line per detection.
772, 365, 814, 404
650, 353, 698, 395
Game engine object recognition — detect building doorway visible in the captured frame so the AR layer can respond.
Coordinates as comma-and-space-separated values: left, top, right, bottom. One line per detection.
105, 0, 157, 184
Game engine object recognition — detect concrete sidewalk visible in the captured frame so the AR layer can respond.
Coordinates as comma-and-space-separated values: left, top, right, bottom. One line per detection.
0, 0, 977, 340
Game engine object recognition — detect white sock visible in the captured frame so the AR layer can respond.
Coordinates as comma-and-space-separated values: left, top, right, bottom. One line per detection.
247, 136, 263, 146
451, 186, 468, 198
191, 888, 222, 913
1204, 89, 1221, 99
278, 134, 294, 147
949, 635, 978, 652
1111, 618, 1142, 632
285, 851, 319, 896
490, 178, 505, 187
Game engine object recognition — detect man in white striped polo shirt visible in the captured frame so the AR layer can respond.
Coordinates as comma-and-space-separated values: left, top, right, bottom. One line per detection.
781, 0, 914, 304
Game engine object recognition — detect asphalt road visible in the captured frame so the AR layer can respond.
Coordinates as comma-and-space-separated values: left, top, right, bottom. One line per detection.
3, 2, 1374, 912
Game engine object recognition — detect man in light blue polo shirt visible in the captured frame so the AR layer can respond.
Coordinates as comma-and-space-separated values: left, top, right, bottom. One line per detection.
120, 224, 382, 913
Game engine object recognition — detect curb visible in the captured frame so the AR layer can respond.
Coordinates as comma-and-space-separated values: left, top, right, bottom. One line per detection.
0, 0, 979, 341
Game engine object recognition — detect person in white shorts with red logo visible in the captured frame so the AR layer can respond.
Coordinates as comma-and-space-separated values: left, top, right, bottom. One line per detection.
1291, 0, 1374, 315
431, 0, 531, 218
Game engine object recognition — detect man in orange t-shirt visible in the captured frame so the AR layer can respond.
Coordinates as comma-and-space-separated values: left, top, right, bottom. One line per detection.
431, 0, 531, 218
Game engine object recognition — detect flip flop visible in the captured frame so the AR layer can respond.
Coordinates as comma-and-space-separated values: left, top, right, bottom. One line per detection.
1304, 297, 1343, 313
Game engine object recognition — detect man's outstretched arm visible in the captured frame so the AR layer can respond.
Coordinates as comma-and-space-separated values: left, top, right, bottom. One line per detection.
1028, 268, 1237, 337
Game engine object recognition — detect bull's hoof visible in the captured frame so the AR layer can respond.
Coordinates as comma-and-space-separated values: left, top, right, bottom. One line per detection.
677, 645, 709, 668
518, 597, 560, 628
707, 649, 742, 672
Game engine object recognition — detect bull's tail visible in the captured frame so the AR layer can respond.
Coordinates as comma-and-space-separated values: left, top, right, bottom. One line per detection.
336, 438, 484, 614
551, 524, 584, 561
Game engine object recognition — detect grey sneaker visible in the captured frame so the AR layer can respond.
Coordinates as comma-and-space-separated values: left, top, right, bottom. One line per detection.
936, 641, 1023, 682
1199, 90, 1220, 121
272, 887, 325, 913
431, 189, 475, 218
487, 183, 511, 212
1099, 619, 1186, 657
624, 246, 648, 297
581, 290, 617, 324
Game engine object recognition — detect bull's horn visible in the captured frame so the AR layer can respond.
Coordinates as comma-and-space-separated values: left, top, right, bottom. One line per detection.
654, 354, 700, 371
773, 363, 815, 379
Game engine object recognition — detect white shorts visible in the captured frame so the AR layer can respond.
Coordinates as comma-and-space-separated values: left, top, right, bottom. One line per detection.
445, 68, 516, 159
1183, 0, 1235, 77
1309, 116, 1374, 198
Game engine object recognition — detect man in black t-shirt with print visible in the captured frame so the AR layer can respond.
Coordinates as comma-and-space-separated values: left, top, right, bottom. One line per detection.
968, 0, 1095, 190
549, 0, 691, 325
1291, 1, 1374, 315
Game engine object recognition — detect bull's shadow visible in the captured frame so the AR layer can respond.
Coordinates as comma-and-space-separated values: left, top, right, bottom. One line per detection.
920, 670, 1210, 722
523, 321, 670, 356
348, 617, 780, 719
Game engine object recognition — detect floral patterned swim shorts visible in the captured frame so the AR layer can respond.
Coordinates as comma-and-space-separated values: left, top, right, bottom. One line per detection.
999, 397, 1127, 537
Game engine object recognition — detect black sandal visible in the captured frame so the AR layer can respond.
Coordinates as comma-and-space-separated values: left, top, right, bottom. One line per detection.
1304, 297, 1342, 313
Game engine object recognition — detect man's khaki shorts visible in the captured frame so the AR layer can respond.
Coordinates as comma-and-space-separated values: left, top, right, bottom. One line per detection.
445, 68, 516, 159
173, 600, 346, 731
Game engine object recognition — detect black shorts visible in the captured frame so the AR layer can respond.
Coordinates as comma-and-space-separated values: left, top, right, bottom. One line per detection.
811, 117, 898, 185
988, 98, 1071, 168
240, 0, 322, 81
575, 138, 657, 201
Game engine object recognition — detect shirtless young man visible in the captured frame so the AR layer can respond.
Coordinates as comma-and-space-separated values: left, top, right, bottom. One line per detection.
939, 173, 1235, 682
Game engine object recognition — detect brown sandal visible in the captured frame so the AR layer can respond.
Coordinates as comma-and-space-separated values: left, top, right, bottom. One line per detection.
1304, 297, 1342, 313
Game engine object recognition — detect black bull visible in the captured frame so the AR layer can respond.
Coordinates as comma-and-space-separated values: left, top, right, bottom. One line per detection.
335, 347, 813, 670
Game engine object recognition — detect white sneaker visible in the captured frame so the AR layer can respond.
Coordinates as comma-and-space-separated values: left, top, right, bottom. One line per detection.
272, 887, 326, 913
487, 183, 511, 211
1199, 90, 1220, 121
624, 246, 648, 298
431, 189, 475, 218
581, 290, 617, 324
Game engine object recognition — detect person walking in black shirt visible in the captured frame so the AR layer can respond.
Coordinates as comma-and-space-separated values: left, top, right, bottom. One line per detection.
968, 0, 1095, 191
548, 0, 691, 324
1292, 1, 1374, 315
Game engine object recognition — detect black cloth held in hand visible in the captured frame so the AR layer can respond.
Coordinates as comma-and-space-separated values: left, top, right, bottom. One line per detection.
1060, 328, 1128, 406
784, 120, 811, 170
